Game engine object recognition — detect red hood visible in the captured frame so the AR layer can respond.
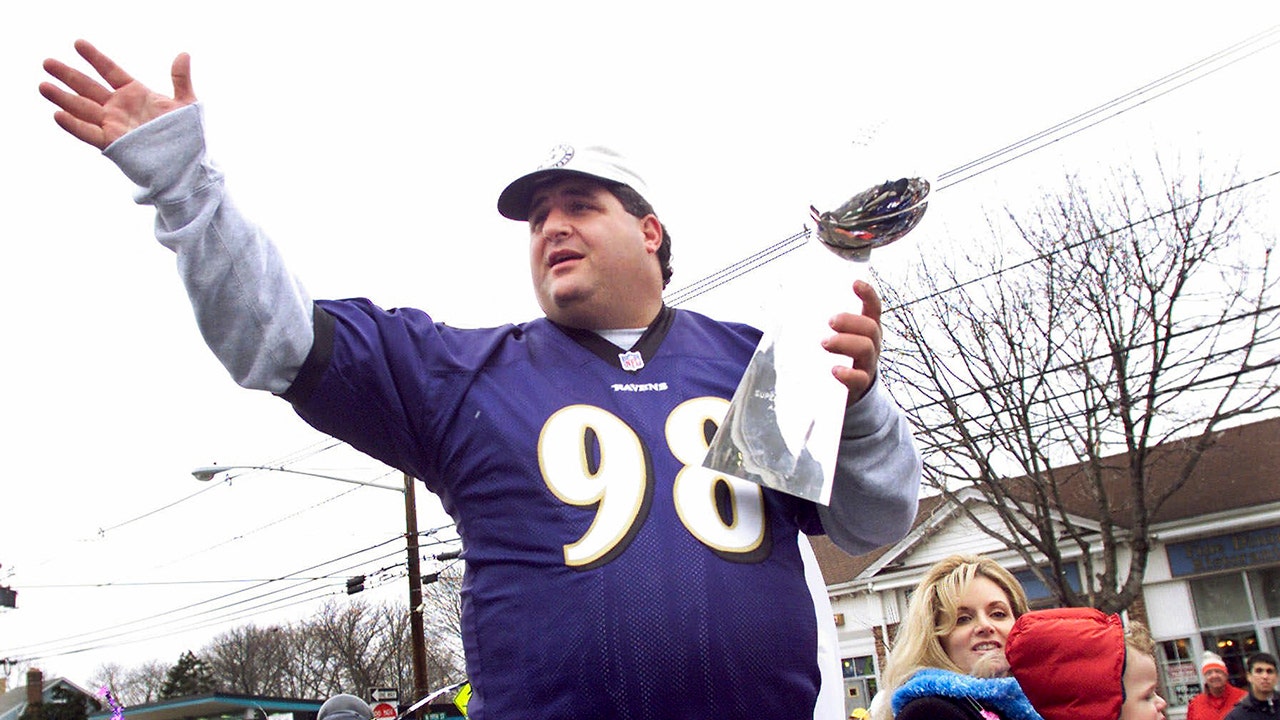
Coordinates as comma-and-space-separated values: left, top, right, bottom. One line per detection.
1006, 607, 1126, 720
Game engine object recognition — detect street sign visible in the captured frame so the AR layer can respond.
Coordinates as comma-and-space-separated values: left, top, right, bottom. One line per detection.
369, 688, 399, 702
371, 703, 397, 719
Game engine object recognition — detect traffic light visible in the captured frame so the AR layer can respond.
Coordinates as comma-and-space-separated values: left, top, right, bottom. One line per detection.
346, 575, 366, 595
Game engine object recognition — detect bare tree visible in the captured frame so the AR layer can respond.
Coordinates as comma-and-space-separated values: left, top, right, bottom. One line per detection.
420, 565, 465, 692
276, 622, 333, 699
203, 625, 290, 695
883, 156, 1279, 613
309, 599, 389, 694
89, 662, 125, 698
101, 593, 465, 703
124, 661, 169, 705
90, 660, 167, 706
201, 600, 386, 697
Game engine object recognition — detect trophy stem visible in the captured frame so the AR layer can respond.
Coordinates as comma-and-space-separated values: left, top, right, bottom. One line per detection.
702, 235, 863, 505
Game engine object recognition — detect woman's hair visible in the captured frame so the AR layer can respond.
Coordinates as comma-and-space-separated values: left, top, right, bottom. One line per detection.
873, 555, 1030, 720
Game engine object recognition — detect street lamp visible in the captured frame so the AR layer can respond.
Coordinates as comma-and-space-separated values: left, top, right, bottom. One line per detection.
192, 464, 433, 709
191, 465, 404, 492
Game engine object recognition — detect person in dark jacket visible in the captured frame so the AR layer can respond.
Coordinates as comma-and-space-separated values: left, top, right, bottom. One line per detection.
1225, 653, 1278, 720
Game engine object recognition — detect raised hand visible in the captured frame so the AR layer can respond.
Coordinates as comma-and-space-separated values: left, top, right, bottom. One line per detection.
40, 40, 195, 150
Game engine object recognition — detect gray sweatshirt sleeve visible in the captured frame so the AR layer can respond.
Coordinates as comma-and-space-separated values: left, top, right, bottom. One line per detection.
102, 104, 313, 394
818, 379, 922, 555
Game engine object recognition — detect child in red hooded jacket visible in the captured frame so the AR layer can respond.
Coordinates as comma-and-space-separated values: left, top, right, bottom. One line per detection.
1005, 607, 1168, 720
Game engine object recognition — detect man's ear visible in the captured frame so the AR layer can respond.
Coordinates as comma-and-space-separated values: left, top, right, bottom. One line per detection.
641, 214, 662, 253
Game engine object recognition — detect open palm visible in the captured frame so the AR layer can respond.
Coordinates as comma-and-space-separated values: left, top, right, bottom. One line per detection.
40, 39, 196, 150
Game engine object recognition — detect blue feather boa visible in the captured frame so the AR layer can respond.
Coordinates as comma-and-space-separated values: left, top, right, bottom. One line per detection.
892, 668, 1044, 720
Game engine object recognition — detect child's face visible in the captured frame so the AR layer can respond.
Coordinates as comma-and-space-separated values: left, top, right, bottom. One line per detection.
1121, 652, 1167, 720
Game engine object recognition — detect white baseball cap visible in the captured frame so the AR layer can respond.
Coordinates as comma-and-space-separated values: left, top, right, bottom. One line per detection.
497, 143, 651, 221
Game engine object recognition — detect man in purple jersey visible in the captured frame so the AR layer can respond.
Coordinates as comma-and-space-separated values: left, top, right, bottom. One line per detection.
42, 40, 921, 720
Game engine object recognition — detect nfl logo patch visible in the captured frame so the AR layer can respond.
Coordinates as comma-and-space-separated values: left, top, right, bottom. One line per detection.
618, 350, 644, 372
539, 144, 575, 170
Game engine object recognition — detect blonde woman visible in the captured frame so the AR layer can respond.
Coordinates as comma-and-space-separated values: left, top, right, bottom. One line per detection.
875, 555, 1041, 720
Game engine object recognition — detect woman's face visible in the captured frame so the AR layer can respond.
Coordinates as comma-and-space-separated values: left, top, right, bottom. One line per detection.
941, 575, 1017, 674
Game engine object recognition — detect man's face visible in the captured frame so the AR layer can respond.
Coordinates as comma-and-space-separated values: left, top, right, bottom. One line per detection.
1247, 661, 1277, 700
527, 178, 662, 329
1203, 667, 1228, 693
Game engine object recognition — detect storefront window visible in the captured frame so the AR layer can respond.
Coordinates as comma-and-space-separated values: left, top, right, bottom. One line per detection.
1157, 638, 1199, 707
1201, 628, 1258, 687
843, 655, 878, 716
1188, 566, 1280, 689
1192, 573, 1253, 627
1249, 567, 1280, 617
1013, 565, 1082, 609
842, 655, 875, 678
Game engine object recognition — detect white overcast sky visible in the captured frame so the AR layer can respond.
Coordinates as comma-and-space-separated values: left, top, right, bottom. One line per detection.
2, 0, 1278, 691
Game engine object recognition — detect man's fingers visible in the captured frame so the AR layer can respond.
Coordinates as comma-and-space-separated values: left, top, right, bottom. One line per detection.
38, 82, 105, 126
74, 39, 136, 91
853, 280, 882, 324
832, 364, 873, 402
171, 53, 195, 103
823, 331, 876, 364
42, 58, 113, 106
52, 110, 106, 149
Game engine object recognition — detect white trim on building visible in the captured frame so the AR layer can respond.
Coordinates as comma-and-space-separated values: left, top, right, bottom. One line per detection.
825, 490, 1280, 720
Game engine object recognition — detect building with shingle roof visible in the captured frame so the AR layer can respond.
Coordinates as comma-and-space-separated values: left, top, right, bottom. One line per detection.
814, 415, 1280, 720
0, 670, 100, 720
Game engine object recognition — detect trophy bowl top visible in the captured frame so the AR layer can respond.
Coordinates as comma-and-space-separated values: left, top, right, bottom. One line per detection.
811, 177, 930, 261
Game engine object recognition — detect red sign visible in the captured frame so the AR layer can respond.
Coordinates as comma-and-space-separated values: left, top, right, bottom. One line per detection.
372, 702, 397, 719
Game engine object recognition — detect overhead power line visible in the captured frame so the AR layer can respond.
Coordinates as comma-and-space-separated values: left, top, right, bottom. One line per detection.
12, 586, 345, 663
663, 24, 1280, 307
19, 578, 341, 588
4, 526, 459, 664
902, 330, 1280, 447
899, 304, 1280, 416
8, 438, 397, 601
887, 168, 1280, 315
936, 23, 1280, 190
910, 353, 1280, 463
1, 532, 406, 659
663, 229, 809, 307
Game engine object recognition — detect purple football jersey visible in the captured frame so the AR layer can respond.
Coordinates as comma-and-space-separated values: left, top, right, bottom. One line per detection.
285, 300, 832, 719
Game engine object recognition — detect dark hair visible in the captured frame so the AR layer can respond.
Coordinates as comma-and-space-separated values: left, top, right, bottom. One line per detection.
1248, 653, 1278, 671
607, 182, 673, 288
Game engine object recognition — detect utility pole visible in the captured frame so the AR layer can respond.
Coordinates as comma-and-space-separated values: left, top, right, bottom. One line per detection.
403, 474, 429, 716
191, 465, 436, 712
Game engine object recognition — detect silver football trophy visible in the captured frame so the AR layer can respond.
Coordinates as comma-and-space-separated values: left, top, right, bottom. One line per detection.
702, 178, 930, 504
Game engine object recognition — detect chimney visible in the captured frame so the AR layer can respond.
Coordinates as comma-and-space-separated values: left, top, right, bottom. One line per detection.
26, 668, 43, 707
